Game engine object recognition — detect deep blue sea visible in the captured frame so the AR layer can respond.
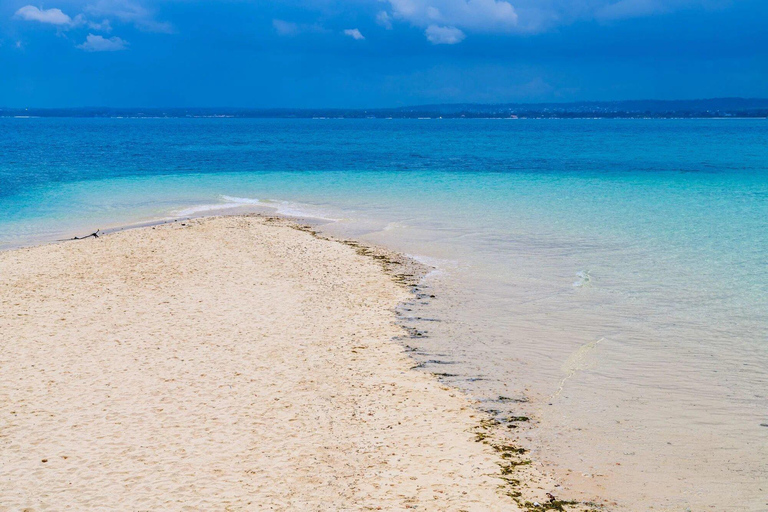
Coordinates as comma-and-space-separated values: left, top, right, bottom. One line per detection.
1, 118, 767, 509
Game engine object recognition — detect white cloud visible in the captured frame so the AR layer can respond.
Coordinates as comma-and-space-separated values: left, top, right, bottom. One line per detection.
381, 0, 719, 36
387, 0, 518, 32
424, 24, 465, 44
376, 11, 393, 29
85, 0, 173, 33
15, 5, 77, 26
76, 33, 127, 51
343, 28, 365, 40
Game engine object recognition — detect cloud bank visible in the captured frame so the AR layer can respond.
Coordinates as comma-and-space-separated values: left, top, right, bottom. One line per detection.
85, 0, 174, 33
11, 1, 171, 52
378, 0, 720, 42
388, 0, 518, 31
14, 5, 83, 27
383, 0, 517, 44
9, 0, 738, 51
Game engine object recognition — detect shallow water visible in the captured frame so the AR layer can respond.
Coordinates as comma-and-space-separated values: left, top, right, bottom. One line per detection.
1, 118, 767, 509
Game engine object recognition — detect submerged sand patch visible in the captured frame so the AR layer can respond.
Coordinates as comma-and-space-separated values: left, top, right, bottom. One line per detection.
1, 215, 517, 511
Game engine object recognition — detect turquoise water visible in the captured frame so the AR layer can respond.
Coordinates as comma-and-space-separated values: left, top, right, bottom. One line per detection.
2, 118, 767, 509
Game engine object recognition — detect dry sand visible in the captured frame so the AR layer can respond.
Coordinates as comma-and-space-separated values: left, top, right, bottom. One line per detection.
0, 215, 520, 511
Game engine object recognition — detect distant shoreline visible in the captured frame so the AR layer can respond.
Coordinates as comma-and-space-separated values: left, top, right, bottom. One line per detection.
2, 98, 768, 119
3, 115, 767, 120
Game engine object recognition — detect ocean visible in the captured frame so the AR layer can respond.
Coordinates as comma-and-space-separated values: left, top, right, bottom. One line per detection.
1, 118, 766, 509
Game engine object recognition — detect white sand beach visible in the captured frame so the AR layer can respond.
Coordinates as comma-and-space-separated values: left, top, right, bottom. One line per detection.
0, 215, 542, 511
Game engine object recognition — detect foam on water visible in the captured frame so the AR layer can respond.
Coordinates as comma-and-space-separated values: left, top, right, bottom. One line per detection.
173, 195, 264, 216
172, 195, 336, 219
267, 200, 343, 221
219, 195, 263, 204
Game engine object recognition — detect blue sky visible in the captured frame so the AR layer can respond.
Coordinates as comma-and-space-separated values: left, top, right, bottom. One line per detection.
1, 0, 766, 107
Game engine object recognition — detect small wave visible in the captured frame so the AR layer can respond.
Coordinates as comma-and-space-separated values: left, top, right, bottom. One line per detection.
173, 195, 263, 217
173, 195, 342, 222
174, 203, 240, 216
220, 195, 263, 204
267, 200, 342, 221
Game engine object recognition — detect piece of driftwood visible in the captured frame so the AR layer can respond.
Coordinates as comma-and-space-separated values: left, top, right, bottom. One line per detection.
60, 229, 100, 241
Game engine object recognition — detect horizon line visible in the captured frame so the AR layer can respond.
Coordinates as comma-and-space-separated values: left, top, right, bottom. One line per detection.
3, 97, 768, 112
